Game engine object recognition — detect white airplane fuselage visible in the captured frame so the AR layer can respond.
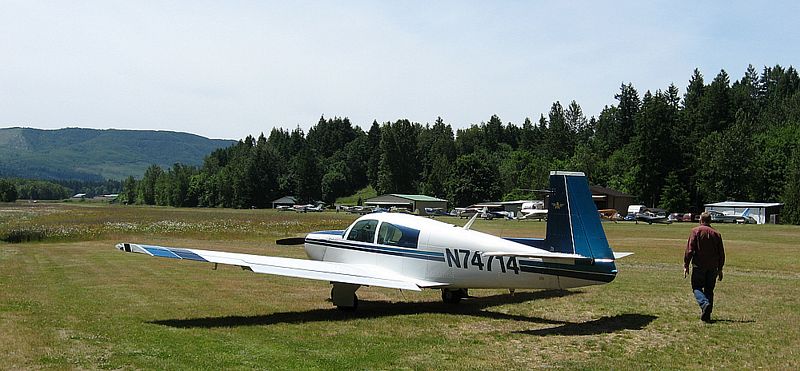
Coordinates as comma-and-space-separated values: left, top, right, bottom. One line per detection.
304, 212, 615, 290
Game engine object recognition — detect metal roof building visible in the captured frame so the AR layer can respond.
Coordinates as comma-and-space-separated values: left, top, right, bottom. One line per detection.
271, 196, 297, 209
365, 194, 448, 215
704, 201, 784, 224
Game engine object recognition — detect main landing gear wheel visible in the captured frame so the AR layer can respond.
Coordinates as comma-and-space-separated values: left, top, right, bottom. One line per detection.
335, 293, 359, 311
441, 288, 468, 304
331, 283, 361, 311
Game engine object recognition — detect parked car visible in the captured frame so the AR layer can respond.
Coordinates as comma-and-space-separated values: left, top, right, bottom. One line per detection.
669, 213, 684, 222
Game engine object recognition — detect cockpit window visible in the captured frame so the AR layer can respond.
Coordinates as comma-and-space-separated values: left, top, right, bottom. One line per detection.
377, 222, 420, 249
347, 219, 378, 243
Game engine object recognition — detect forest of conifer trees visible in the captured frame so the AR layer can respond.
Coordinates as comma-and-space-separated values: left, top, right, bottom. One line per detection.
118, 65, 800, 224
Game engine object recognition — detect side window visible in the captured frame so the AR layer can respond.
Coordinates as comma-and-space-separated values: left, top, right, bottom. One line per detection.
346, 220, 378, 243
377, 222, 420, 249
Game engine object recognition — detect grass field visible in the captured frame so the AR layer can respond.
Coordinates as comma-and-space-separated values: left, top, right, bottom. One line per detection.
1, 202, 799, 369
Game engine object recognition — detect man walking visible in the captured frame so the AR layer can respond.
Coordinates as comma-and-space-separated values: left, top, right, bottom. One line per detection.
684, 212, 725, 322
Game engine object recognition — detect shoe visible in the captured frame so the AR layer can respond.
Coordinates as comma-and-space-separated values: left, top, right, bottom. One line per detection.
701, 304, 712, 323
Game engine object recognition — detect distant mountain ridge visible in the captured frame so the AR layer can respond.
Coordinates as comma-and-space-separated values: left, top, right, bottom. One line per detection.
0, 127, 236, 181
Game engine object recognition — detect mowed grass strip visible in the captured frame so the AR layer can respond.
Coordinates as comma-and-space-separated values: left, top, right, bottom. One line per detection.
1, 203, 799, 369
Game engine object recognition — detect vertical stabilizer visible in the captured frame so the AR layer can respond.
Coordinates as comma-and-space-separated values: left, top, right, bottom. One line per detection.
545, 171, 614, 260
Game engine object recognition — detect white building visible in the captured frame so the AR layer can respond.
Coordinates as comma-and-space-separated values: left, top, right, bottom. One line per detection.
704, 201, 784, 224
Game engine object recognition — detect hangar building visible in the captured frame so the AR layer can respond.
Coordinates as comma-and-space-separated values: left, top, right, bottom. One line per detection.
365, 194, 448, 215
704, 201, 784, 224
590, 185, 634, 214
271, 196, 297, 209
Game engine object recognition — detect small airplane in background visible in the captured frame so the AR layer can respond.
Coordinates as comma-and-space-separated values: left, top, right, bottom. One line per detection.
518, 201, 548, 221
635, 208, 672, 224
292, 204, 324, 212
598, 209, 620, 222
424, 207, 452, 217
709, 208, 756, 224
115, 171, 631, 310
342, 205, 376, 215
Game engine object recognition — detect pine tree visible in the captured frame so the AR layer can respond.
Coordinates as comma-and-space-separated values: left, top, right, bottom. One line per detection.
782, 146, 800, 224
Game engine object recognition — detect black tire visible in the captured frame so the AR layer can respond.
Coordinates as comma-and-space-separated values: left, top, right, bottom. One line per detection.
336, 293, 359, 311
441, 289, 465, 304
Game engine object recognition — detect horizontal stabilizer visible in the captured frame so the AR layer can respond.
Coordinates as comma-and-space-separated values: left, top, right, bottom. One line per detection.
276, 237, 306, 245
613, 252, 633, 259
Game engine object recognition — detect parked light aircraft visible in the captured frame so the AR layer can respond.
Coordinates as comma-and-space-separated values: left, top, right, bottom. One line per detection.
115, 171, 631, 310
709, 208, 755, 224
598, 209, 620, 222
518, 201, 548, 221
635, 208, 672, 224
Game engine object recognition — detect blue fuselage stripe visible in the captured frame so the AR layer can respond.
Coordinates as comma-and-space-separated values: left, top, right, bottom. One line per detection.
305, 238, 445, 262
518, 260, 616, 282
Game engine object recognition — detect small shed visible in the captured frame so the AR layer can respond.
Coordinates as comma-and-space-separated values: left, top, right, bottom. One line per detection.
365, 194, 448, 215
271, 196, 297, 209
590, 185, 634, 215
704, 201, 784, 224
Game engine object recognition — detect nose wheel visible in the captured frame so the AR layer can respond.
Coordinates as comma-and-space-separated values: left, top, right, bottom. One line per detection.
441, 288, 468, 304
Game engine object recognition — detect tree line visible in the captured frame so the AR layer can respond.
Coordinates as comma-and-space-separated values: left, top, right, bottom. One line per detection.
6, 64, 798, 224
0, 178, 122, 201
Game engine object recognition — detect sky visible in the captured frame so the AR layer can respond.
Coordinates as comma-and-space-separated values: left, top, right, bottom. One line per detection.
2, 1, 799, 140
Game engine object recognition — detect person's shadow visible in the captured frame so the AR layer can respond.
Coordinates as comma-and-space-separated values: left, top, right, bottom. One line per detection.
150, 290, 658, 336
706, 318, 755, 324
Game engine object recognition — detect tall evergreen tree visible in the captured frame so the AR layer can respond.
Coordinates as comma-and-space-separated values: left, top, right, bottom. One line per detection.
449, 153, 501, 206
139, 164, 164, 205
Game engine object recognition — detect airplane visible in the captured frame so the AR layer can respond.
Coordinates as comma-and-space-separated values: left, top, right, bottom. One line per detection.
518, 201, 548, 221
343, 205, 376, 215
634, 208, 672, 224
424, 207, 452, 217
115, 171, 631, 310
598, 209, 620, 222
293, 204, 324, 212
709, 208, 756, 224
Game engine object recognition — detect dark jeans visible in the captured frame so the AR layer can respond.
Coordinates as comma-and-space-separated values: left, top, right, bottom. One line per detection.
691, 266, 718, 313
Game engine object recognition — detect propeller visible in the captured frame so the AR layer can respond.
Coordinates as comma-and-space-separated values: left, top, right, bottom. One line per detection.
276, 237, 306, 245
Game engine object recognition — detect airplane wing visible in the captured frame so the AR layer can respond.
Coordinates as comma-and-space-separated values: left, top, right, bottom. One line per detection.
115, 243, 446, 291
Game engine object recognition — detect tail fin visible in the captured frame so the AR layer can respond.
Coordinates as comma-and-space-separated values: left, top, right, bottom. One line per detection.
545, 171, 614, 260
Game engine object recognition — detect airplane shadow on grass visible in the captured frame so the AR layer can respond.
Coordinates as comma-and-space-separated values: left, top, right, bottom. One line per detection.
151, 290, 657, 335
516, 313, 658, 336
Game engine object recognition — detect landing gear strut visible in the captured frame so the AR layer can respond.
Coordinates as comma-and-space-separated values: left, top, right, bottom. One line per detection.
331, 283, 360, 311
441, 288, 468, 304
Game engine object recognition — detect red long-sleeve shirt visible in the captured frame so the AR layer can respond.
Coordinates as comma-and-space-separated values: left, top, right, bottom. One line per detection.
684, 224, 725, 270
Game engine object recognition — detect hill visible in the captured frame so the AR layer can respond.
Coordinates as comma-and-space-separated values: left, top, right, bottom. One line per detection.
0, 127, 235, 181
